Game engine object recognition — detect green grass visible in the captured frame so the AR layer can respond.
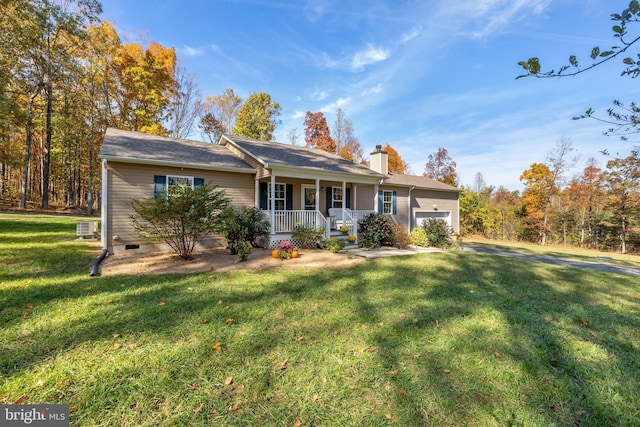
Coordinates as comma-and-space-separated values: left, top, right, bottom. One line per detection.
1, 212, 639, 426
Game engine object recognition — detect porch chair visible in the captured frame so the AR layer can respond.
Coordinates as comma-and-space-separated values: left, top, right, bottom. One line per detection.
328, 208, 354, 230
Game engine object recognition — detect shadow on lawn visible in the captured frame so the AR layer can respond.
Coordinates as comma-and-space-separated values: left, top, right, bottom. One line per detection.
354, 253, 639, 426
1, 244, 639, 425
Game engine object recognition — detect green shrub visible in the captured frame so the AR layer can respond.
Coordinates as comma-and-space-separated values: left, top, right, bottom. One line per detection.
389, 223, 411, 249
130, 184, 230, 260
422, 218, 453, 248
292, 224, 325, 248
409, 227, 429, 247
237, 240, 252, 262
358, 212, 392, 249
327, 237, 345, 253
221, 206, 270, 254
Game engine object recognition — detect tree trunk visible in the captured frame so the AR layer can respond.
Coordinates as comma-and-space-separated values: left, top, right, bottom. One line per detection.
86, 122, 95, 215
620, 214, 627, 254
21, 89, 40, 208
41, 82, 53, 208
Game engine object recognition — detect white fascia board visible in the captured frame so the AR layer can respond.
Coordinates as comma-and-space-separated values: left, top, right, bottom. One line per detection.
268, 164, 384, 184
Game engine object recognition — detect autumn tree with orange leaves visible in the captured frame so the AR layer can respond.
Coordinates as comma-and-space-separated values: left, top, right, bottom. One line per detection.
424, 147, 458, 186
382, 143, 409, 174
304, 111, 336, 153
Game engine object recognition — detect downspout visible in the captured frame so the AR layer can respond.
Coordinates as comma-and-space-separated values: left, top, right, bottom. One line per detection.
91, 159, 110, 276
101, 159, 108, 251
408, 186, 415, 231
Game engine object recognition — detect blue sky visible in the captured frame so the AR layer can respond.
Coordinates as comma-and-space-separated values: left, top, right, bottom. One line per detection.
100, 0, 639, 190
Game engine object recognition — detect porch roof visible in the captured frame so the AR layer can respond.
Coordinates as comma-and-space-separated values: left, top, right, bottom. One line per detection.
220, 134, 386, 181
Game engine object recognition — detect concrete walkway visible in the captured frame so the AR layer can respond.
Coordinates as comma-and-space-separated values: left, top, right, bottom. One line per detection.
346, 245, 442, 259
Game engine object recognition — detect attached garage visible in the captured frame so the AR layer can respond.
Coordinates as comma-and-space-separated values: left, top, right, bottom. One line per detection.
414, 211, 452, 229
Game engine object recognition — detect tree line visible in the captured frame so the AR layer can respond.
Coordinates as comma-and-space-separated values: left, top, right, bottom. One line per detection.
459, 139, 639, 254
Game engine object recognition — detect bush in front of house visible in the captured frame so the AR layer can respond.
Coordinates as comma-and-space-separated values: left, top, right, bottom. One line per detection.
327, 237, 345, 253
358, 212, 392, 249
130, 184, 230, 260
422, 218, 453, 249
292, 223, 325, 248
236, 240, 252, 262
221, 206, 271, 255
389, 223, 411, 249
409, 227, 429, 247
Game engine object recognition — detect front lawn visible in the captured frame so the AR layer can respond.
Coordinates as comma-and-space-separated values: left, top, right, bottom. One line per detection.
1, 213, 638, 426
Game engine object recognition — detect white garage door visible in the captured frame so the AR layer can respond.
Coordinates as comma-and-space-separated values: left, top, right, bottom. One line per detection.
415, 211, 451, 228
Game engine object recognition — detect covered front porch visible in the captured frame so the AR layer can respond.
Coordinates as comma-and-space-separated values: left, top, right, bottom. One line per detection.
256, 174, 380, 248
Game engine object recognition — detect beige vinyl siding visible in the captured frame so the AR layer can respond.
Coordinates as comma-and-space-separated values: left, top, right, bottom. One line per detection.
106, 161, 255, 253
360, 185, 459, 233
354, 186, 376, 211
412, 189, 459, 233
223, 142, 269, 177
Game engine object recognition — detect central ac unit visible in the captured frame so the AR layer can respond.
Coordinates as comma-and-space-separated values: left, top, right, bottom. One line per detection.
77, 221, 98, 237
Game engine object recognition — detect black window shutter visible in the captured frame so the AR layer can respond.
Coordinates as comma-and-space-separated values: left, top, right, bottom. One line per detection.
259, 182, 268, 210
326, 186, 332, 213
392, 191, 397, 215
154, 175, 166, 198
378, 190, 383, 212
194, 178, 204, 188
346, 188, 351, 209
286, 184, 293, 210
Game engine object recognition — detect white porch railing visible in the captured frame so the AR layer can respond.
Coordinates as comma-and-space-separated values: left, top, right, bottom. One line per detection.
266, 210, 327, 234
345, 210, 375, 237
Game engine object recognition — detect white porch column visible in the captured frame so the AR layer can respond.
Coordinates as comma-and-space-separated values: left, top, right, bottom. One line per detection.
342, 181, 346, 217
270, 174, 276, 234
353, 185, 357, 211
315, 178, 320, 211
254, 179, 260, 208
374, 183, 379, 213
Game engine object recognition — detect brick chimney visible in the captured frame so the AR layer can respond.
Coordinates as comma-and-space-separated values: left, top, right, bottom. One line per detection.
370, 144, 388, 175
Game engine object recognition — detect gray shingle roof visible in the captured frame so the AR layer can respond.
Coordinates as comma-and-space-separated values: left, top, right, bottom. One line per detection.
222, 134, 386, 179
382, 174, 460, 192
99, 128, 255, 172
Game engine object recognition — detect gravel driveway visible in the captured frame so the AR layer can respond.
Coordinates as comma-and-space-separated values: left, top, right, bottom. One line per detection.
461, 243, 640, 277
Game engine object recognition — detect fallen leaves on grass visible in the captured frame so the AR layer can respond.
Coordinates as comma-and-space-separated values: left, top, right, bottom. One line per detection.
212, 342, 222, 352
25, 303, 33, 309
224, 376, 234, 386
13, 396, 27, 404
194, 404, 203, 414
279, 359, 288, 370
159, 300, 167, 306
225, 318, 234, 325
69, 403, 79, 413
228, 402, 240, 412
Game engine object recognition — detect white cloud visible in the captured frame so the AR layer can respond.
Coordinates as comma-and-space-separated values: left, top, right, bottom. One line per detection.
180, 45, 204, 56
362, 84, 383, 96
291, 110, 305, 119
350, 44, 390, 71
401, 25, 422, 43
320, 97, 350, 114
310, 89, 328, 101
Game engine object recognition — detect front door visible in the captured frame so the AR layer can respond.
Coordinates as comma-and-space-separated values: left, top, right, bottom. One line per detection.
302, 186, 316, 210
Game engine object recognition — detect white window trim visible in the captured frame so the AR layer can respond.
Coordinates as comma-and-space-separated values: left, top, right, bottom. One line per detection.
167, 175, 194, 190
269, 182, 287, 211
332, 187, 343, 208
382, 190, 393, 214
